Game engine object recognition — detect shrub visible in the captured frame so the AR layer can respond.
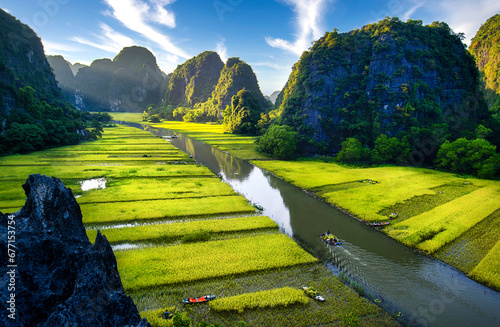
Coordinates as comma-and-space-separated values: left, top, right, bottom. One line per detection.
257, 125, 298, 159
435, 138, 498, 178
336, 138, 369, 163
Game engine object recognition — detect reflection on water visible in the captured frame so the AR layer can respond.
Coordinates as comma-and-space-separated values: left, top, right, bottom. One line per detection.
112, 243, 140, 251
118, 121, 500, 327
79, 178, 107, 191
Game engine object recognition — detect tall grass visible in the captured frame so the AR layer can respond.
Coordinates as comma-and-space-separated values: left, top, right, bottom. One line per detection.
115, 234, 318, 291
387, 185, 500, 253
77, 177, 237, 204
86, 216, 278, 244
81, 195, 256, 224
470, 241, 500, 290
209, 287, 309, 313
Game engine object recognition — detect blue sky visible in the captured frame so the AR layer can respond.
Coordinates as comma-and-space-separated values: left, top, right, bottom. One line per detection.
2, 0, 500, 95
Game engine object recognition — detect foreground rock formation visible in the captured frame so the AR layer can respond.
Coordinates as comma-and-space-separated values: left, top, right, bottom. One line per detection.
0, 174, 150, 327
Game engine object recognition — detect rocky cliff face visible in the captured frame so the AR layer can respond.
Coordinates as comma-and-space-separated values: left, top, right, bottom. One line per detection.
0, 175, 150, 327
165, 51, 224, 107
470, 14, 500, 115
74, 46, 164, 112
46, 55, 75, 98
278, 17, 488, 153
74, 59, 114, 110
195, 57, 270, 120
0, 9, 60, 118
213, 57, 269, 110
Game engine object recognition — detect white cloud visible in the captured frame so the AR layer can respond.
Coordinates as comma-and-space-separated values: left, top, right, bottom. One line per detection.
72, 23, 135, 53
216, 38, 228, 62
250, 62, 290, 70
151, 0, 176, 27
430, 0, 500, 45
155, 52, 182, 74
266, 0, 333, 55
103, 0, 190, 59
402, 1, 425, 21
42, 40, 82, 54
1, 8, 10, 13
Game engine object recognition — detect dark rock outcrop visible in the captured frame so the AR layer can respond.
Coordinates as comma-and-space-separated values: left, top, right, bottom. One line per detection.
0, 175, 150, 327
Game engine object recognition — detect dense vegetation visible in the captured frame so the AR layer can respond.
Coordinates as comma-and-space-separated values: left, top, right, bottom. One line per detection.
164, 51, 224, 107
470, 14, 500, 141
222, 88, 265, 134
145, 57, 270, 133
261, 17, 499, 174
0, 9, 109, 156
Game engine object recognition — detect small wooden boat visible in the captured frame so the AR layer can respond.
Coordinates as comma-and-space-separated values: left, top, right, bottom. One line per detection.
254, 204, 264, 211
182, 295, 216, 304
320, 233, 342, 246
302, 286, 325, 301
371, 222, 390, 227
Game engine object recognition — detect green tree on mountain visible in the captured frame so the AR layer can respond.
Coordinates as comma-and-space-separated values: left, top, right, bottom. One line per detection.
223, 89, 263, 134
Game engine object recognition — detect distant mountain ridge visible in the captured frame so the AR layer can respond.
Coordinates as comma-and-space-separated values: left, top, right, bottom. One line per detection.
265, 90, 281, 104
65, 46, 164, 112
46, 55, 75, 99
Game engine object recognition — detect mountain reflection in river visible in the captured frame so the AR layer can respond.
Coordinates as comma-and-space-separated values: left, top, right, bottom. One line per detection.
125, 122, 500, 327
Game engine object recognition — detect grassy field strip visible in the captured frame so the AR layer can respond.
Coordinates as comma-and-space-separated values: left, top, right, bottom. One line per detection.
436, 209, 500, 273
115, 234, 318, 291
387, 185, 500, 253
378, 184, 480, 222
321, 172, 456, 221
86, 216, 278, 244
134, 264, 397, 327
0, 165, 213, 181
209, 287, 309, 313
81, 195, 256, 224
255, 160, 426, 189
44, 151, 182, 155
140, 308, 174, 327
75, 177, 236, 204
469, 240, 500, 290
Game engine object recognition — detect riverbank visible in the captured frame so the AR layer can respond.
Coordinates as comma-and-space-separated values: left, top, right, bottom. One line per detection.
110, 114, 500, 292
0, 124, 397, 326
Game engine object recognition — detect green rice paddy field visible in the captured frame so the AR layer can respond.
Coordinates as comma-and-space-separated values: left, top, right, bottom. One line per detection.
253, 160, 500, 290
112, 112, 267, 160
110, 113, 500, 292
0, 125, 396, 327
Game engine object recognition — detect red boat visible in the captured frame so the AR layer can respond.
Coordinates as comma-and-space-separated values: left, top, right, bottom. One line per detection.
182, 295, 216, 304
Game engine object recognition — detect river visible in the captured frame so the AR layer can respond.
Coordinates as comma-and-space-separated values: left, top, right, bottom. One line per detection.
121, 122, 500, 327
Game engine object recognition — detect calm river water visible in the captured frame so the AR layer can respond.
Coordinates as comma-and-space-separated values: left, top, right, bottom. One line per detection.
122, 122, 500, 327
